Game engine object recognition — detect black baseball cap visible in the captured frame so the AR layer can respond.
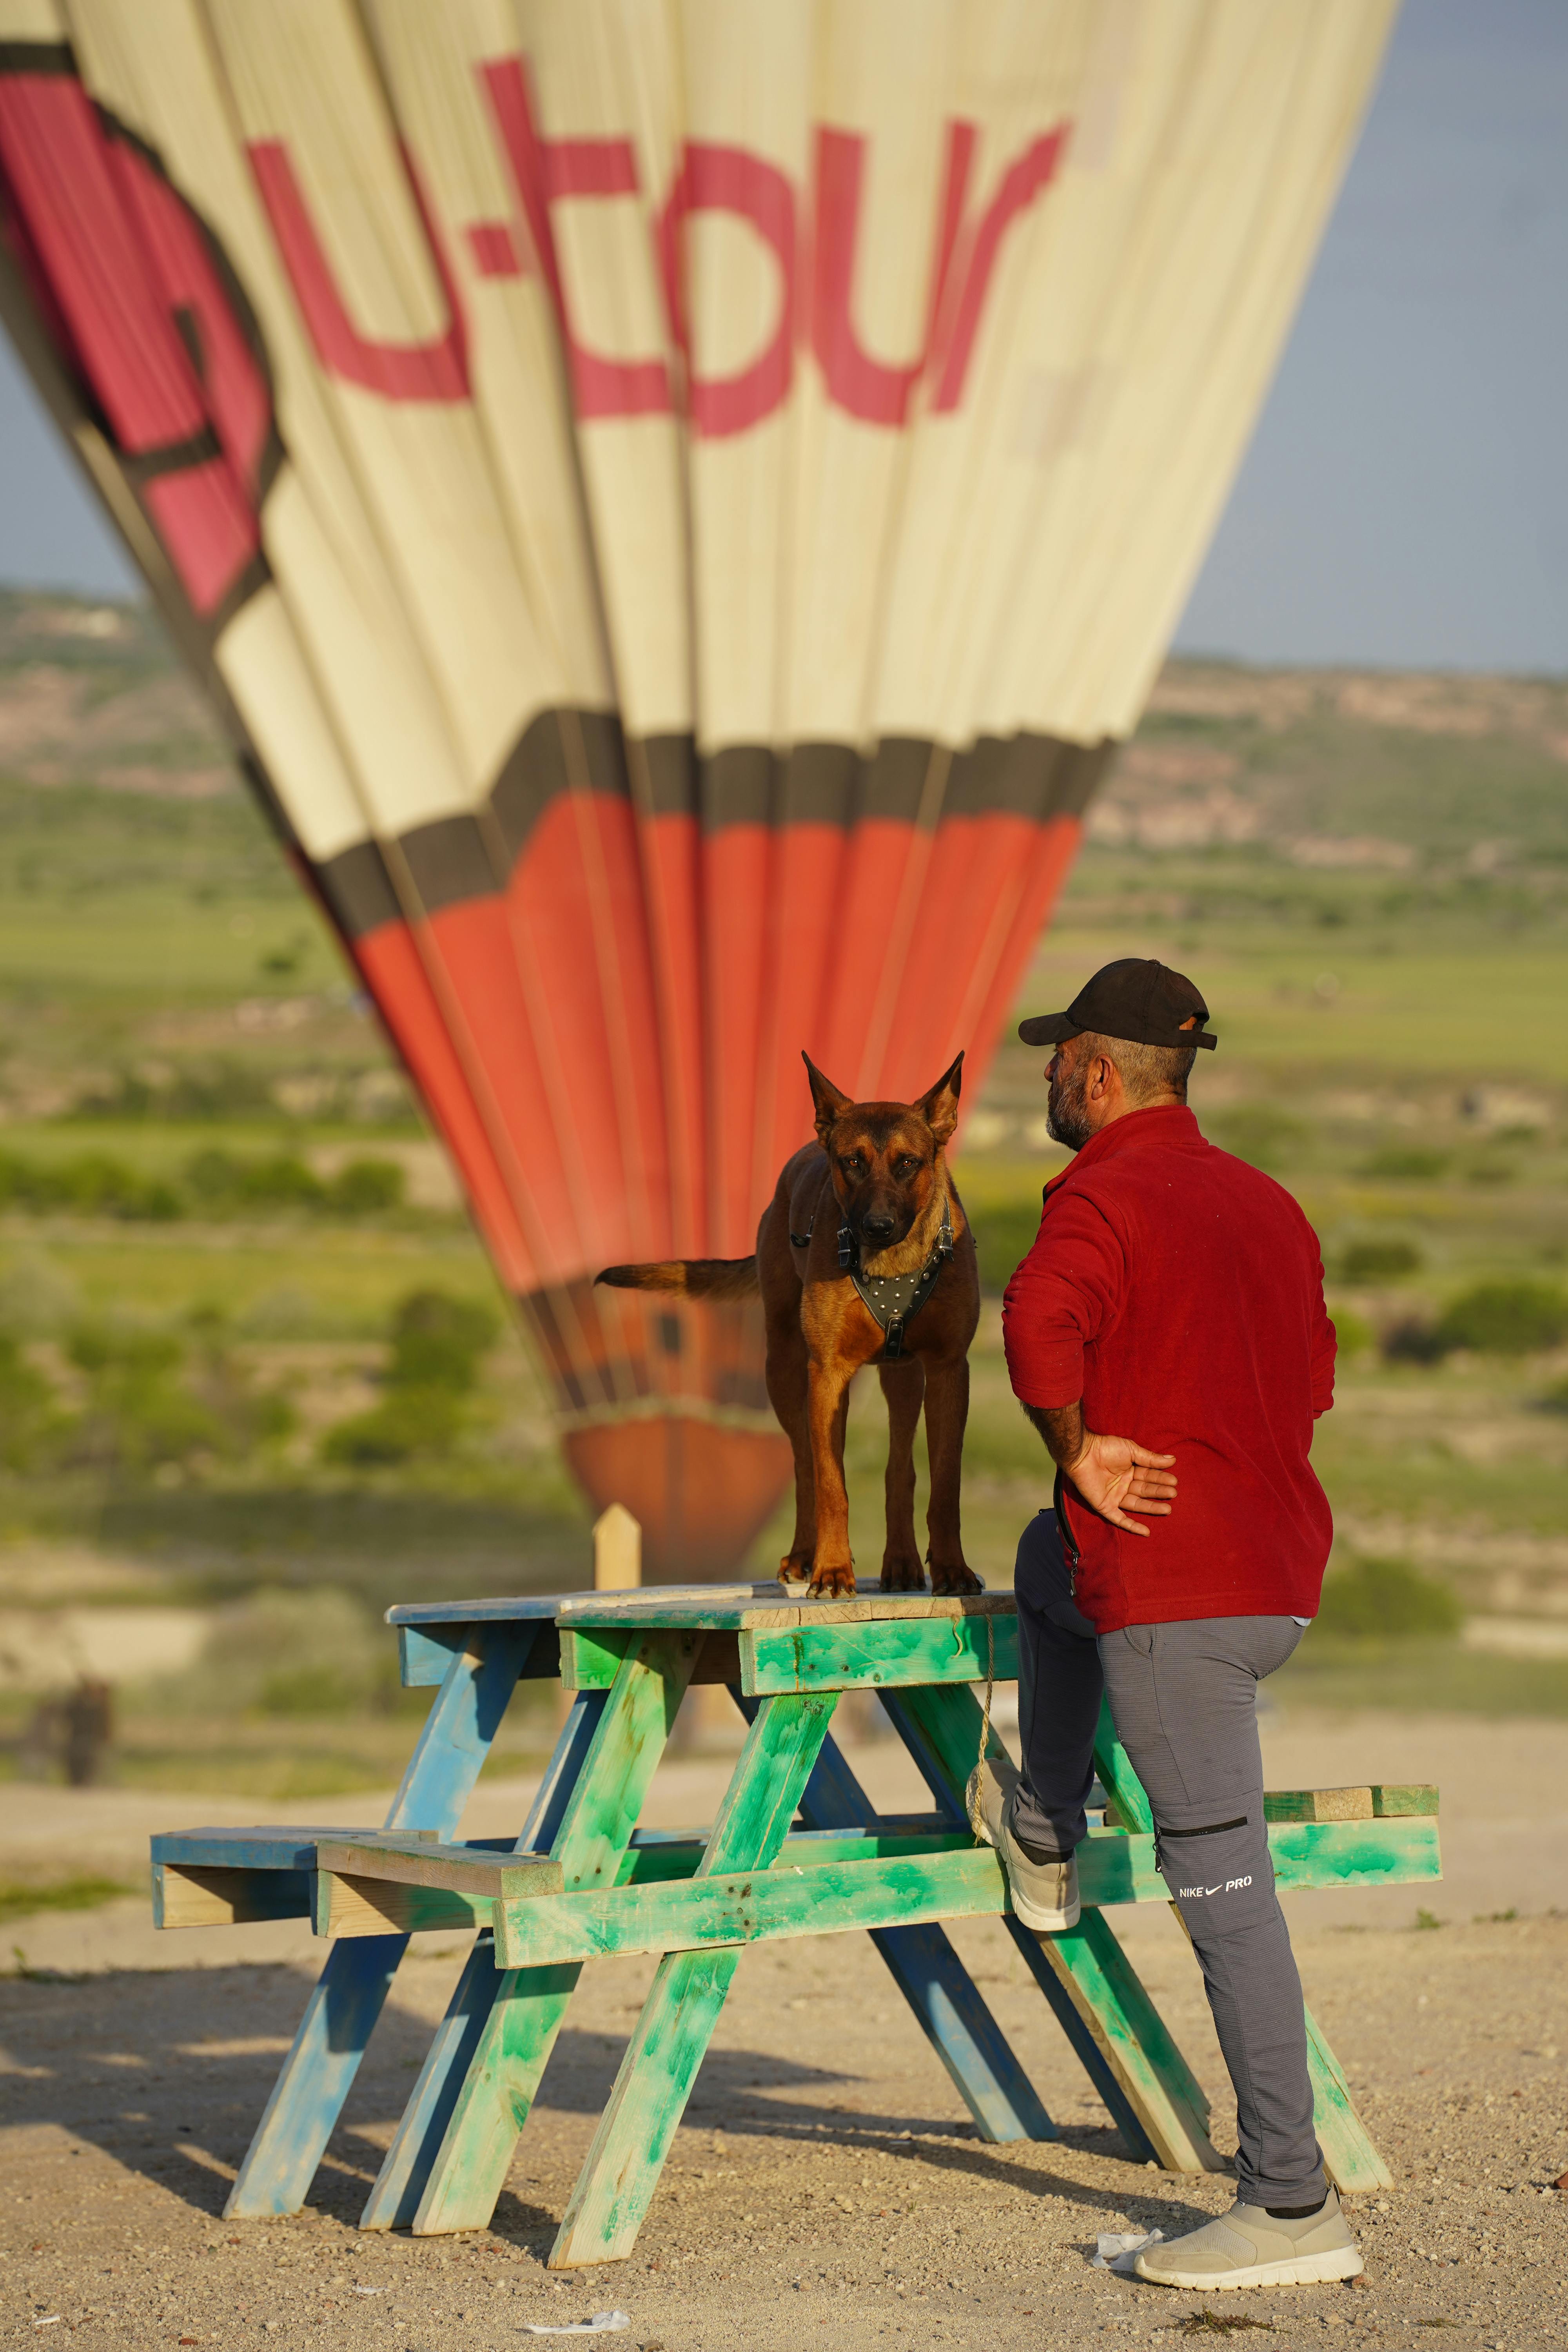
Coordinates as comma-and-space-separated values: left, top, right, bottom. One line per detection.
1018, 958, 1217, 1051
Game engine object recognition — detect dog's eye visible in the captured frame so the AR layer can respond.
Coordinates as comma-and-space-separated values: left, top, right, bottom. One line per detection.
841, 1156, 865, 1176
893, 1156, 920, 1178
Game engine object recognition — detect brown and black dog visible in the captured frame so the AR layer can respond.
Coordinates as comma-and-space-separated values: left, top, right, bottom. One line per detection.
598, 1053, 982, 1599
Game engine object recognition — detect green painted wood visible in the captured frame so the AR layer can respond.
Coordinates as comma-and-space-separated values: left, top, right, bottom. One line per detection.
409, 1628, 701, 2237
741, 1616, 1020, 1694
1091, 1698, 1402, 2189
548, 1692, 838, 2269
223, 1618, 537, 2222
1306, 2003, 1395, 2192
1373, 1784, 1439, 1817
1032, 1909, 1224, 2172
1093, 1697, 1155, 1834
882, 1682, 1221, 2168
486, 1814, 1436, 1970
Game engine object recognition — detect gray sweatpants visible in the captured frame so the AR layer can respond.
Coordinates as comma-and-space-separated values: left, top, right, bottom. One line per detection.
1011, 1509, 1324, 2211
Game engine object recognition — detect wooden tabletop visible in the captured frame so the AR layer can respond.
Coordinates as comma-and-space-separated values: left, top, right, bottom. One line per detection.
387, 1579, 1018, 1632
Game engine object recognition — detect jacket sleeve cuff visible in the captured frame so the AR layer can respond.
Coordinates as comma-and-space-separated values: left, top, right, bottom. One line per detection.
1005, 1334, 1085, 1410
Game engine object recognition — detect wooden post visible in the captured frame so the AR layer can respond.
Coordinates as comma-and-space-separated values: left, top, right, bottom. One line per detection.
593, 1504, 641, 1590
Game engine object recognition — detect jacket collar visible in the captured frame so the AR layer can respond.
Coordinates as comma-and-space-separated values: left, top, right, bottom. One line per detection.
1044, 1102, 1203, 1198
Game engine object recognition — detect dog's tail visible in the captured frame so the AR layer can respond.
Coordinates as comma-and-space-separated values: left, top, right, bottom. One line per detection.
595, 1256, 759, 1301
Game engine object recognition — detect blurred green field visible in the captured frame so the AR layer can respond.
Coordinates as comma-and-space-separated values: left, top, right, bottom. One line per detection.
2, 604, 1567, 1783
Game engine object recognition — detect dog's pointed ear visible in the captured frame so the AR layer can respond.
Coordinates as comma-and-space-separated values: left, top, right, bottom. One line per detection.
803, 1052, 853, 1144
915, 1051, 964, 1148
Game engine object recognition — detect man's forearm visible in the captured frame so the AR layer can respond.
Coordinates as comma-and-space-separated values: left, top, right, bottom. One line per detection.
1022, 1399, 1084, 1470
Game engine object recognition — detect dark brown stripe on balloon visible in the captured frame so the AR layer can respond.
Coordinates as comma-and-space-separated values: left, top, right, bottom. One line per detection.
307, 717, 1117, 940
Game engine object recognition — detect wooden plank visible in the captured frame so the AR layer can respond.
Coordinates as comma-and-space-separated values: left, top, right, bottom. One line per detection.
1026, 1911, 1226, 2173
408, 1630, 702, 2237
385, 1595, 570, 1625
742, 1615, 1020, 1695
315, 1840, 564, 1899
318, 1828, 980, 1940
559, 1586, 1019, 1634
881, 1685, 1221, 2167
549, 1690, 838, 2269
1264, 1788, 1374, 1824
490, 1817, 1438, 1970
1306, 2002, 1395, 2192
359, 1688, 610, 2234
223, 1617, 539, 2222
562, 1627, 741, 1692
153, 1864, 313, 1930
1373, 1784, 1440, 1817
151, 1828, 360, 1875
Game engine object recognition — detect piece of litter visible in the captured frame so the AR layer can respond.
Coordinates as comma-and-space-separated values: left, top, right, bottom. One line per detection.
352, 2285, 383, 2296
1092, 2229, 1163, 2275
523, 2314, 631, 2337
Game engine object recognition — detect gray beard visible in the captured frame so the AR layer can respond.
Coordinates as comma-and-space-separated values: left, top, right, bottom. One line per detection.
1047, 1063, 1095, 1151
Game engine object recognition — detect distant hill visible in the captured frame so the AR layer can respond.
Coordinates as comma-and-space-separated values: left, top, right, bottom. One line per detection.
3, 588, 1565, 868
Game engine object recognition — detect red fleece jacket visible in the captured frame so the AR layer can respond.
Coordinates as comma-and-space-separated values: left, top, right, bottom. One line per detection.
1002, 1103, 1336, 1632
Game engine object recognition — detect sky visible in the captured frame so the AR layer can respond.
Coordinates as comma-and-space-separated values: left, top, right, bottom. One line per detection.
0, 0, 1563, 674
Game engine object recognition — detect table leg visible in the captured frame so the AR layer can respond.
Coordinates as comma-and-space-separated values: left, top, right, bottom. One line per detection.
223, 1621, 538, 2220
882, 1682, 1223, 2171
359, 1690, 609, 2230
1093, 1699, 1392, 2190
548, 1691, 838, 2269
409, 1631, 701, 2237
739, 1691, 1055, 2145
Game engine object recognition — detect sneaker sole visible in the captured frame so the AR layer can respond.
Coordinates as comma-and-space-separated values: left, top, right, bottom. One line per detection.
1009, 1889, 1082, 1934
1132, 2247, 1364, 2289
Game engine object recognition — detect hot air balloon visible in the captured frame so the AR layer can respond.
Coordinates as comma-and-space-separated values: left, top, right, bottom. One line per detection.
0, 0, 1395, 1577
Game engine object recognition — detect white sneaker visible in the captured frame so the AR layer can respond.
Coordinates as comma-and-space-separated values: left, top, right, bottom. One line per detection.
967, 1754, 1080, 1933
1133, 2188, 1363, 2288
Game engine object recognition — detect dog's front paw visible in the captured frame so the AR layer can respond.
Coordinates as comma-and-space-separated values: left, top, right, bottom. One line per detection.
807, 1561, 857, 1599
929, 1560, 983, 1596
779, 1550, 815, 1587
879, 1554, 927, 1593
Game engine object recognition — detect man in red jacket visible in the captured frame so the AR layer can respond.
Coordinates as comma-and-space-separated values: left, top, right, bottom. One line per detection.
971, 958, 1360, 2292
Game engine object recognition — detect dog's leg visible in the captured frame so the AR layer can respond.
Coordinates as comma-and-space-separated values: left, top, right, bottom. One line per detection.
765, 1307, 815, 1584
923, 1353, 982, 1595
805, 1354, 857, 1598
878, 1358, 926, 1592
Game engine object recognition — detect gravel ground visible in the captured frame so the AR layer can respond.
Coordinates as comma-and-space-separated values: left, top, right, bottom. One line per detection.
2, 1713, 1566, 2351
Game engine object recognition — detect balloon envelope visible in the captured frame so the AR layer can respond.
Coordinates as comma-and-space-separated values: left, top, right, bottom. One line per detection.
0, 0, 1395, 1573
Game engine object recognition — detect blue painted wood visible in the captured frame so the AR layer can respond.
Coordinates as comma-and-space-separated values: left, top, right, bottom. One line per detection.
877, 1684, 1160, 2162
731, 1691, 1053, 2145
399, 1621, 562, 1689
358, 1688, 608, 2231
224, 1620, 539, 2220
385, 1596, 572, 1624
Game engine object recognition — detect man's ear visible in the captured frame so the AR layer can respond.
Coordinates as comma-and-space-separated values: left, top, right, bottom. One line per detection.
803, 1052, 853, 1145
915, 1050, 964, 1148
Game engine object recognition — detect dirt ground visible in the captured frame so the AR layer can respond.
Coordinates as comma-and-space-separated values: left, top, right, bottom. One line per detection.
3, 1709, 1566, 2352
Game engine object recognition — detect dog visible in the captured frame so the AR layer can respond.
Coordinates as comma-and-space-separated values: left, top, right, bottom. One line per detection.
598, 1052, 982, 1599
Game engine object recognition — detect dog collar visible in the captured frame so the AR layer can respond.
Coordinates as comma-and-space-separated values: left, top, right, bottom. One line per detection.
839, 1196, 953, 1360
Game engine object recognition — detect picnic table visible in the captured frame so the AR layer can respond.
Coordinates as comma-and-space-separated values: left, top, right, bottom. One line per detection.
151, 1582, 1440, 2269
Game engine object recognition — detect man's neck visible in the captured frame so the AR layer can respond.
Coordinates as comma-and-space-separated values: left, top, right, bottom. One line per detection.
1075, 1093, 1184, 1150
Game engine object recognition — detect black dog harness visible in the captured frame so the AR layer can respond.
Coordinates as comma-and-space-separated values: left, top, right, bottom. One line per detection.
789, 1197, 954, 1360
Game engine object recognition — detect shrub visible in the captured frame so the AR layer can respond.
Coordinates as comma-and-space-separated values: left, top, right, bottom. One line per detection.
197, 1587, 382, 1715
326, 1157, 406, 1215
1205, 1103, 1314, 1174
1381, 1316, 1450, 1365
321, 1384, 464, 1466
0, 1334, 60, 1470
182, 1147, 325, 1214
65, 1324, 225, 1472
1432, 1279, 1568, 1357
971, 1200, 1045, 1296
1359, 1146, 1449, 1181
1339, 1237, 1423, 1282
1327, 1306, 1373, 1359
1314, 1557, 1462, 1641
387, 1289, 498, 1392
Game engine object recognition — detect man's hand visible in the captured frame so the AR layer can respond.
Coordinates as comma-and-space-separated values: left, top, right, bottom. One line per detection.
1023, 1401, 1177, 1537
